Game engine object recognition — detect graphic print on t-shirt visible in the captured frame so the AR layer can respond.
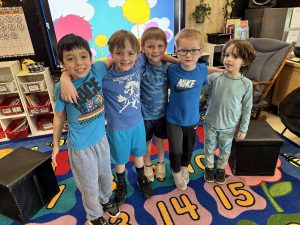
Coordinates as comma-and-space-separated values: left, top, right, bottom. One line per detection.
73, 77, 104, 124
175, 78, 196, 92
115, 73, 140, 113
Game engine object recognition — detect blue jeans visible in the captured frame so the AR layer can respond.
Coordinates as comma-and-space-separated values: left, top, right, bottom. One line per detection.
204, 123, 236, 169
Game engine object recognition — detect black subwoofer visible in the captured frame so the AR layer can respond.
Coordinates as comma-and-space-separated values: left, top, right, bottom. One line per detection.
248, 0, 277, 8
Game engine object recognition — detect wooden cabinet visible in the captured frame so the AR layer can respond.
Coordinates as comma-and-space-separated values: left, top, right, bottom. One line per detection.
272, 60, 300, 106
0, 60, 55, 142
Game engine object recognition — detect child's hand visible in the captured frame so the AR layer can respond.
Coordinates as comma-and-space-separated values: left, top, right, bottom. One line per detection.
60, 70, 78, 104
208, 66, 225, 74
236, 132, 246, 141
51, 147, 59, 169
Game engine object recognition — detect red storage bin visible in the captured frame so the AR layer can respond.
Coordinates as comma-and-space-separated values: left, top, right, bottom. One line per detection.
0, 126, 5, 139
27, 95, 51, 115
5, 119, 29, 140
0, 97, 24, 116
36, 114, 53, 131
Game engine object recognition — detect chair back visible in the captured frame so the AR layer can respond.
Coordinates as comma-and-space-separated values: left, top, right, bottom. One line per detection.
245, 38, 295, 103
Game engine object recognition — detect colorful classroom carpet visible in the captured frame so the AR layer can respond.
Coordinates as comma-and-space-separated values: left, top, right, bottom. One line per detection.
0, 125, 300, 225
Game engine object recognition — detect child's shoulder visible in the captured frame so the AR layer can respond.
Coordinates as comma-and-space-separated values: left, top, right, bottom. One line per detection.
92, 60, 106, 69
242, 75, 253, 86
197, 62, 208, 70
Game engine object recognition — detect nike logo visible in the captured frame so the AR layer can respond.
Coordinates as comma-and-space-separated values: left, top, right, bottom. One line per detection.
175, 79, 196, 92
175, 86, 193, 92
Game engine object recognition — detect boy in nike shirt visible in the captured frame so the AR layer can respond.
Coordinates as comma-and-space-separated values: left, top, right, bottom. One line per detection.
166, 28, 210, 191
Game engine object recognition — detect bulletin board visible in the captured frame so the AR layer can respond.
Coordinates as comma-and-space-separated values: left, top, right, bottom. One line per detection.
0, 7, 34, 58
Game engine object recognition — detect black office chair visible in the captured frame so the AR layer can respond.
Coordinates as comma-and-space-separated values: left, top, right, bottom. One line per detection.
278, 87, 300, 137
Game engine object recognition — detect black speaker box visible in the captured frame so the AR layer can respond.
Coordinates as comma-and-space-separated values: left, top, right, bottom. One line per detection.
0, 147, 59, 224
249, 0, 300, 8
248, 0, 277, 8
229, 120, 283, 176
276, 0, 300, 7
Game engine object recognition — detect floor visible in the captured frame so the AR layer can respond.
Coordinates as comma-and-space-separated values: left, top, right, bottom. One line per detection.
263, 111, 300, 145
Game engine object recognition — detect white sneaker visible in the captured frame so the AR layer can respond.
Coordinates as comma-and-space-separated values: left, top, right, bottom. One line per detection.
172, 171, 187, 191
144, 165, 154, 182
156, 161, 166, 181
181, 166, 189, 184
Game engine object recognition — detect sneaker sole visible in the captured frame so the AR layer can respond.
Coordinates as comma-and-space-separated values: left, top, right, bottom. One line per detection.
156, 176, 165, 182
105, 210, 121, 218
215, 179, 226, 185
176, 184, 187, 191
146, 176, 155, 182
204, 176, 214, 183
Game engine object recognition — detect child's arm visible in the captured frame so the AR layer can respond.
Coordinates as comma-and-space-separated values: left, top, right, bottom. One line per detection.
102, 59, 113, 68
236, 84, 253, 141
162, 54, 180, 64
60, 60, 111, 104
52, 111, 66, 168
208, 66, 224, 74
60, 71, 78, 104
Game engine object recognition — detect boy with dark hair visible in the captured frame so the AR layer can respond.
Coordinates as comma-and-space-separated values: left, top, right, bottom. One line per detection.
52, 34, 119, 225
59, 31, 154, 205
204, 39, 256, 184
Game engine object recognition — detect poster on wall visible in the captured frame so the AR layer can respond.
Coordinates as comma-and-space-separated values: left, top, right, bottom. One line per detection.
0, 7, 34, 58
47, 0, 175, 61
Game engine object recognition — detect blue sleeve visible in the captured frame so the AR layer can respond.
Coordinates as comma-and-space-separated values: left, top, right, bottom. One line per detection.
198, 63, 208, 85
54, 82, 66, 112
135, 53, 147, 69
92, 61, 107, 79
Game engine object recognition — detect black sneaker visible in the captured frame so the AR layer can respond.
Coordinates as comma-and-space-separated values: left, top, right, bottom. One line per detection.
215, 169, 226, 184
204, 167, 214, 183
87, 217, 108, 225
114, 181, 127, 204
137, 175, 153, 199
102, 201, 120, 218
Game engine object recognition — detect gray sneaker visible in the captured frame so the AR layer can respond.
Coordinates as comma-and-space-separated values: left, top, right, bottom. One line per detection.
180, 166, 189, 184
144, 164, 154, 182
172, 171, 187, 191
156, 161, 166, 181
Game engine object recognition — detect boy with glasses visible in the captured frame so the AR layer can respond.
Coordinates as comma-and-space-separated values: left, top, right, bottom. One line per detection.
166, 28, 221, 190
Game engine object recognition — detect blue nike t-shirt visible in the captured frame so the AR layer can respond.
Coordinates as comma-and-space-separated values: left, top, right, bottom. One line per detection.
166, 63, 208, 126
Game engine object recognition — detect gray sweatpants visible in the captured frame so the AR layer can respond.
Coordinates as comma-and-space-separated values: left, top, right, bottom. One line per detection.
68, 135, 112, 221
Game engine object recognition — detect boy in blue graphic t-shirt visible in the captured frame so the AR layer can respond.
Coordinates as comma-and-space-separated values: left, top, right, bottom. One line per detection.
52, 34, 119, 225
59, 31, 154, 205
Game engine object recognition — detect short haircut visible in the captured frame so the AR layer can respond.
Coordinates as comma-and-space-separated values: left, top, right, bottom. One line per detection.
141, 27, 167, 47
174, 28, 204, 49
108, 30, 140, 53
56, 33, 92, 63
221, 39, 256, 72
